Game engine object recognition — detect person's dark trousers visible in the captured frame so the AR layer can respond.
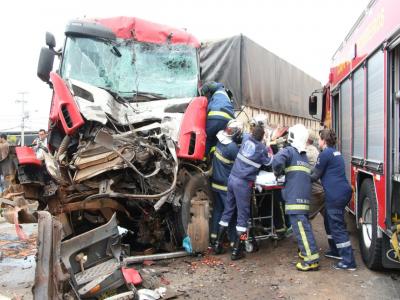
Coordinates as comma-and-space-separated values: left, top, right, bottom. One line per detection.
280, 191, 291, 229
220, 175, 252, 233
324, 198, 356, 266
211, 190, 236, 242
324, 209, 339, 254
272, 190, 286, 232
289, 214, 319, 264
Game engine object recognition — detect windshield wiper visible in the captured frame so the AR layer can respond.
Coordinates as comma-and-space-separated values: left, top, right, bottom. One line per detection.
131, 91, 166, 102
110, 45, 121, 57
95, 37, 122, 58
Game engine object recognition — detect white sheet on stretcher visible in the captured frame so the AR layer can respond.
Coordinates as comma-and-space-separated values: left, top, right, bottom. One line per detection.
255, 171, 285, 188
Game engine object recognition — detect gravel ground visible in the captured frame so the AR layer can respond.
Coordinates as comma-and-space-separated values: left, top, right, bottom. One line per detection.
0, 213, 399, 300
165, 213, 400, 300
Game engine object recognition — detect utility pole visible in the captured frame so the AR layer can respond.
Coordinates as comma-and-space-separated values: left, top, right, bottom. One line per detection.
16, 92, 28, 146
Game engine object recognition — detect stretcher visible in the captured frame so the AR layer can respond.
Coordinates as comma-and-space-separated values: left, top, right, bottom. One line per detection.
245, 171, 284, 252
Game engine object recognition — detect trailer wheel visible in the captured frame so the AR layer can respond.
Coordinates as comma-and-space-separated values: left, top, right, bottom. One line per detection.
358, 178, 383, 270
181, 174, 211, 253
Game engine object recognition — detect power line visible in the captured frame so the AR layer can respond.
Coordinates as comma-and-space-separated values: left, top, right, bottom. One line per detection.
15, 91, 28, 146
0, 126, 22, 131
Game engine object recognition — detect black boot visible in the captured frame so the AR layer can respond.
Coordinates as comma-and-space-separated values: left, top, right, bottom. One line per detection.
213, 226, 227, 255
231, 231, 246, 260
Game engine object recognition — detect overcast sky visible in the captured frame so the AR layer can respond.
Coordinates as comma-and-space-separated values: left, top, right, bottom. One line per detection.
0, 0, 369, 131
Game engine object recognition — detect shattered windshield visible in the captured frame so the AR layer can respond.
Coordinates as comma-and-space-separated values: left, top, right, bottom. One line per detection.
60, 37, 199, 100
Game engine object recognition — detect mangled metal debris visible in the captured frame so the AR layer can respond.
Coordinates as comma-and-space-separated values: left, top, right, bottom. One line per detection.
0, 16, 212, 299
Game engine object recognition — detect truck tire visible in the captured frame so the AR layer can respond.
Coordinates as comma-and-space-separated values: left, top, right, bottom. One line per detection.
358, 178, 383, 270
181, 174, 211, 253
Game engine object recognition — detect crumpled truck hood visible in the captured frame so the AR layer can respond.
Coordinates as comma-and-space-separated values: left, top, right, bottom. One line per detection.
69, 79, 192, 141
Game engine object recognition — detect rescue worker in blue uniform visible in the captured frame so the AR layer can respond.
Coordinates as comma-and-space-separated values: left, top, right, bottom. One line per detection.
272, 124, 320, 271
214, 125, 272, 260
242, 114, 268, 143
210, 120, 244, 251
201, 81, 235, 155
311, 129, 356, 271
244, 115, 288, 238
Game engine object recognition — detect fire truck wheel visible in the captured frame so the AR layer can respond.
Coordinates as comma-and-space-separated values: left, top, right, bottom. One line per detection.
358, 178, 383, 270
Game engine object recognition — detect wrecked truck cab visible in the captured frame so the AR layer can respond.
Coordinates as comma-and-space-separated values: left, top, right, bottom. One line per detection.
2, 17, 212, 299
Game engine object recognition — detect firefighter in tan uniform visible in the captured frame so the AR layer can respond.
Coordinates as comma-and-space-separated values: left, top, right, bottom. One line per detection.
305, 132, 325, 219
0, 134, 12, 191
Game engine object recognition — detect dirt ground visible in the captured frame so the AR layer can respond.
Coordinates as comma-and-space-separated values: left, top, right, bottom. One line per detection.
165, 213, 400, 300
0, 213, 399, 300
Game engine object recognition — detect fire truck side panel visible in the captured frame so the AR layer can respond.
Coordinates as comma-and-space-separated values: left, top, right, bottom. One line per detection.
353, 169, 386, 229
318, 0, 400, 270
349, 166, 356, 213
375, 175, 387, 230
330, 0, 400, 88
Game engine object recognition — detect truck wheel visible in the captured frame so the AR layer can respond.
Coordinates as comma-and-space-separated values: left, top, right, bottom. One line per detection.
181, 174, 211, 253
358, 178, 382, 270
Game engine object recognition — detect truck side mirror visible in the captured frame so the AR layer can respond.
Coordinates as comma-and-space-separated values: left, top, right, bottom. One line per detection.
46, 32, 56, 49
37, 47, 55, 83
309, 95, 318, 116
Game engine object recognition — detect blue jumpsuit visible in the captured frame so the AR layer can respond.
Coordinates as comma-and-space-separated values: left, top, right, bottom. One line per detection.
314, 147, 356, 267
220, 136, 272, 232
206, 84, 235, 154
272, 146, 319, 264
210, 139, 240, 242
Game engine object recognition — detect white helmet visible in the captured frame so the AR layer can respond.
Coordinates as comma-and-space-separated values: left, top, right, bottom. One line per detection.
288, 124, 309, 153
217, 119, 244, 144
249, 114, 267, 128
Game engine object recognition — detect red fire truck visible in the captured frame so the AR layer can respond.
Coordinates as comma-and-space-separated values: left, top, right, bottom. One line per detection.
309, 0, 400, 269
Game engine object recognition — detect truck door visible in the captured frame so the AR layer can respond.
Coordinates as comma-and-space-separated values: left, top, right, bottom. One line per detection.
393, 46, 400, 176
332, 92, 340, 142
391, 45, 400, 218
339, 79, 352, 183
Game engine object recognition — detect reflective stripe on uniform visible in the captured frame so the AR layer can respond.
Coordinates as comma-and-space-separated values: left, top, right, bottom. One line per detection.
219, 221, 228, 227
285, 204, 310, 211
214, 90, 229, 97
210, 146, 216, 154
211, 182, 228, 191
210, 233, 217, 239
215, 150, 234, 164
298, 221, 311, 257
284, 166, 311, 174
208, 111, 233, 120
303, 253, 320, 262
237, 153, 261, 168
336, 241, 351, 248
264, 155, 273, 166
327, 235, 333, 239
236, 225, 247, 232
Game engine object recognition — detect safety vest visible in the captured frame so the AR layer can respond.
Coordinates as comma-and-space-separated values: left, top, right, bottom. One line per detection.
211, 141, 239, 192
230, 136, 272, 181
207, 89, 235, 121
272, 146, 312, 214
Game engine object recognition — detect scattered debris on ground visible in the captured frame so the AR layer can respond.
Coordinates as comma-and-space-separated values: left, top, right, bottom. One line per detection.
1, 215, 400, 299
0, 234, 37, 259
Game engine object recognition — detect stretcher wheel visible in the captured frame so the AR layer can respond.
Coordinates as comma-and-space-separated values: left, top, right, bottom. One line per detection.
273, 239, 278, 248
245, 240, 254, 253
245, 239, 259, 253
